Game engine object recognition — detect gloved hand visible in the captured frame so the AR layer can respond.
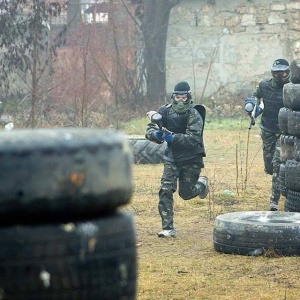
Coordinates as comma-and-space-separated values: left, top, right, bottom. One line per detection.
153, 130, 164, 142
254, 106, 263, 118
244, 97, 256, 113
163, 132, 174, 143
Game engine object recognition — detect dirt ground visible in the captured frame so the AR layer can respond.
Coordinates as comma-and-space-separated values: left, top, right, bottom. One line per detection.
124, 124, 300, 300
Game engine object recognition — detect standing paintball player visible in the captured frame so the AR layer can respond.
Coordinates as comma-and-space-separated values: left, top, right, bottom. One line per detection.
244, 59, 290, 211
145, 81, 209, 238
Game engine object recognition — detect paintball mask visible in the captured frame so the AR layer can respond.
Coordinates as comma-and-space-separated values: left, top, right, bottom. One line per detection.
171, 81, 192, 113
271, 59, 290, 87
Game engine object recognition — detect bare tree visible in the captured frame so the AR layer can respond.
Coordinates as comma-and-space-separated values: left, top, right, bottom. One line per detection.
57, 0, 181, 125
49, 0, 140, 127
139, 0, 179, 106
0, 0, 66, 127
0, 0, 181, 127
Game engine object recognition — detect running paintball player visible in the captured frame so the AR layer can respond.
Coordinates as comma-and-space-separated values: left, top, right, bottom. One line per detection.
145, 81, 209, 238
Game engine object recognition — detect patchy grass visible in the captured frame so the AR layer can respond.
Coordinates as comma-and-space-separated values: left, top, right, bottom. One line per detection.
120, 117, 149, 135
122, 120, 300, 300
121, 115, 256, 135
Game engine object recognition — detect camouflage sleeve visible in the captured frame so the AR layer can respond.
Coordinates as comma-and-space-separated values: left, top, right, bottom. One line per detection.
172, 109, 203, 147
145, 122, 162, 143
252, 81, 263, 105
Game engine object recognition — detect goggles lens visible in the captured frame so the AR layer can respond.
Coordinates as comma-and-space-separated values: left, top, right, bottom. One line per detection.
272, 71, 289, 79
174, 94, 188, 101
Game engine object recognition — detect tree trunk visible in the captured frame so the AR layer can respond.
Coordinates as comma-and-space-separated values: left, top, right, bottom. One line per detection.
141, 0, 179, 107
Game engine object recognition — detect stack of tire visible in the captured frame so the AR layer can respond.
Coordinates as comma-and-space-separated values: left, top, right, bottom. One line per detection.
0, 128, 136, 299
279, 59, 300, 212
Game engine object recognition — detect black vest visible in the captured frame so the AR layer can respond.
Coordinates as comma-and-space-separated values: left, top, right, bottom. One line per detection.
259, 79, 284, 132
159, 105, 205, 162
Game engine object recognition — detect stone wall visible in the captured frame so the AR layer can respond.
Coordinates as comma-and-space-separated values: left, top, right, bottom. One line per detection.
166, 0, 300, 102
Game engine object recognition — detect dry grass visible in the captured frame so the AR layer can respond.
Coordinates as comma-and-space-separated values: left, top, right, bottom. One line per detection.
124, 123, 300, 300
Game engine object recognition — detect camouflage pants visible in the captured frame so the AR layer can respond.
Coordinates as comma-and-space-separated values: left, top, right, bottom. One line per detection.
158, 161, 204, 230
260, 128, 281, 204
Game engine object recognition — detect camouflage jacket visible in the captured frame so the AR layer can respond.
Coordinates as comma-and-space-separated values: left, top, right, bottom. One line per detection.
145, 104, 206, 163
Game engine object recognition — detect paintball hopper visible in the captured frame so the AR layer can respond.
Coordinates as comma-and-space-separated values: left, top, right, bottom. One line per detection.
146, 111, 172, 134
245, 102, 255, 113
146, 111, 162, 124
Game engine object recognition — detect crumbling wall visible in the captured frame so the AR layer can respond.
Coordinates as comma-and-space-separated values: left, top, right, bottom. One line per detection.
166, 0, 300, 103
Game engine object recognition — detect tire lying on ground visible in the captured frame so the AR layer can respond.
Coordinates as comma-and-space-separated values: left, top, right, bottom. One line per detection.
127, 135, 166, 164
213, 211, 300, 256
0, 128, 133, 225
0, 211, 137, 300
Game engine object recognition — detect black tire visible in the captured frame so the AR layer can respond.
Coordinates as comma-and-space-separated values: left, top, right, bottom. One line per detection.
279, 163, 287, 197
290, 59, 300, 84
279, 134, 295, 162
287, 110, 300, 137
283, 83, 300, 110
278, 107, 289, 135
285, 159, 300, 192
284, 190, 300, 212
0, 211, 136, 300
127, 136, 165, 164
0, 128, 133, 225
213, 211, 300, 256
294, 137, 300, 162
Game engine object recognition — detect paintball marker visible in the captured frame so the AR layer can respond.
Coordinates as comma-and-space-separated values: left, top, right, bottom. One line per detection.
244, 99, 264, 130
146, 111, 173, 134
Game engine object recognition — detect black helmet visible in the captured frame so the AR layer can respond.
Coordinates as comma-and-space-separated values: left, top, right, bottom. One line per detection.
171, 81, 192, 113
271, 59, 290, 87
271, 59, 290, 72
173, 81, 191, 94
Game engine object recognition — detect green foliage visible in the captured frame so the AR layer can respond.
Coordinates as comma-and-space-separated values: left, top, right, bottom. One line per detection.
205, 117, 251, 131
